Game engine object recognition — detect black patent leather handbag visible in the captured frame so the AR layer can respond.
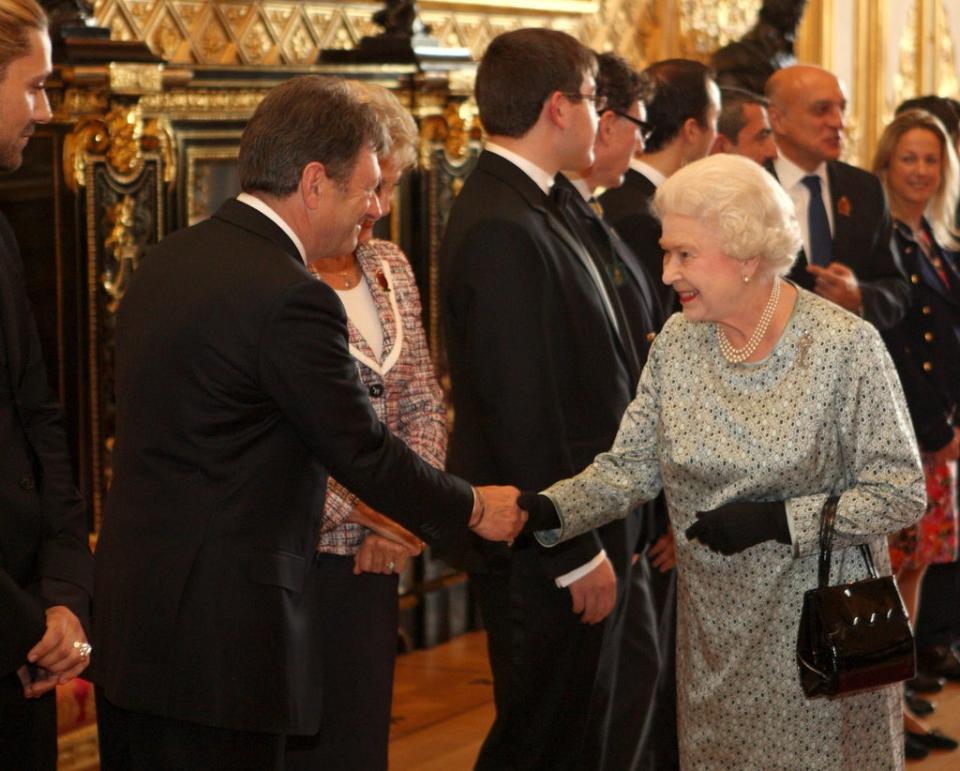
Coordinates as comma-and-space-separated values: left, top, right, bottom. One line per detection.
797, 496, 916, 698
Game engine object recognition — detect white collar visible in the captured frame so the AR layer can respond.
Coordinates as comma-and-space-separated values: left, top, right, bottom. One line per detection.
629, 158, 666, 187
485, 142, 557, 196
236, 193, 307, 265
774, 155, 828, 193
561, 172, 594, 201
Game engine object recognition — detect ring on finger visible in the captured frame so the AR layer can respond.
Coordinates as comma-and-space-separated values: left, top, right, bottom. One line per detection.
386, 560, 396, 572
72, 641, 93, 659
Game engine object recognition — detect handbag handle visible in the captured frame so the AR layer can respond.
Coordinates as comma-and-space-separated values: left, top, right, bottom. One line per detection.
817, 495, 879, 589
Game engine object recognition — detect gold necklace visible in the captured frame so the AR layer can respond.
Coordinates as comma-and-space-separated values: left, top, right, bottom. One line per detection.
715, 279, 782, 364
310, 261, 361, 289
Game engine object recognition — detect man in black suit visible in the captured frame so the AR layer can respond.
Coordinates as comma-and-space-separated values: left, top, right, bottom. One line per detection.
92, 76, 524, 771
0, 2, 94, 768
555, 51, 675, 771
765, 65, 909, 330
600, 59, 720, 315
439, 29, 640, 770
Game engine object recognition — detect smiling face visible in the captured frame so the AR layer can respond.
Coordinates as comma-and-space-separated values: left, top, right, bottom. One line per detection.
886, 127, 943, 213
660, 212, 749, 324
316, 146, 381, 259
0, 28, 52, 172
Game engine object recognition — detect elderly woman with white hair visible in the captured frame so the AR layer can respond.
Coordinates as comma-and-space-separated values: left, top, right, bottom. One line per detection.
521, 154, 925, 768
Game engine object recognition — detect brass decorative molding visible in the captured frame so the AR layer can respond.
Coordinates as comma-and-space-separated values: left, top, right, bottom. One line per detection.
63, 102, 175, 192
94, 0, 626, 66
102, 196, 141, 313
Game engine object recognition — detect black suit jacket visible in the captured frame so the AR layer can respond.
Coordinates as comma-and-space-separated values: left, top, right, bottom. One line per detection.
881, 220, 960, 452
770, 159, 909, 330
599, 168, 677, 314
93, 199, 474, 734
439, 151, 637, 580
0, 212, 91, 677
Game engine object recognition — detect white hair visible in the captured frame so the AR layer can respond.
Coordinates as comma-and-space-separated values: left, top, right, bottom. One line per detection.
652, 154, 802, 276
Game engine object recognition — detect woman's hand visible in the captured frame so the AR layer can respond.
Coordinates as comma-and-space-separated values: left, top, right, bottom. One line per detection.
685, 501, 790, 555
354, 533, 422, 575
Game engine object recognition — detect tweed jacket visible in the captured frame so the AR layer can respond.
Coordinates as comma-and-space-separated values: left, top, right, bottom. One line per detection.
317, 239, 447, 554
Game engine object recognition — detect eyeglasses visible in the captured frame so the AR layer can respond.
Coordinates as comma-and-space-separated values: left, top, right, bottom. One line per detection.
562, 91, 609, 113
613, 110, 656, 144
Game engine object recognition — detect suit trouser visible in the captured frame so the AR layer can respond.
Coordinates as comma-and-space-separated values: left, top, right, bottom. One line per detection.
579, 554, 661, 771
639, 561, 679, 771
0, 672, 57, 771
471, 570, 607, 771
95, 688, 285, 771
284, 554, 399, 771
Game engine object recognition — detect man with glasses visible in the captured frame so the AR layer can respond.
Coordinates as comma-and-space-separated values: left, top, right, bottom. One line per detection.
439, 29, 640, 770
553, 51, 675, 771
600, 58, 721, 314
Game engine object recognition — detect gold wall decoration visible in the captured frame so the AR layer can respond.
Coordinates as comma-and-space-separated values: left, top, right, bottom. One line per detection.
677, 0, 761, 61
102, 196, 142, 313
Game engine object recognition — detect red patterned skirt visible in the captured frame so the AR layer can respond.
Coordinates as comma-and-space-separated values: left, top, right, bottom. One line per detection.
889, 456, 958, 573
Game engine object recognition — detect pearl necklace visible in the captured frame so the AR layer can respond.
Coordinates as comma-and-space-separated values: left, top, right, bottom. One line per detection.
716, 278, 782, 363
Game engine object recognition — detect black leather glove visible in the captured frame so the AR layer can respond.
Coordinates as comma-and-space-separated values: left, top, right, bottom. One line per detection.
518, 492, 561, 534
684, 501, 791, 555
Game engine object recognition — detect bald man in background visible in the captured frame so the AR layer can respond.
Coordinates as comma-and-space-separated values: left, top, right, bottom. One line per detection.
765, 64, 908, 330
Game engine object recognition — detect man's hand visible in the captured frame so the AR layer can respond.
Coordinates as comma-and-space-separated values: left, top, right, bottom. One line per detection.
569, 556, 616, 624
354, 532, 421, 575
470, 486, 525, 542
807, 262, 863, 313
648, 527, 676, 573
22, 606, 90, 697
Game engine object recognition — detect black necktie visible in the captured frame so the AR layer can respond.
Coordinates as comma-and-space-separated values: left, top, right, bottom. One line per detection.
549, 184, 642, 381
801, 175, 833, 267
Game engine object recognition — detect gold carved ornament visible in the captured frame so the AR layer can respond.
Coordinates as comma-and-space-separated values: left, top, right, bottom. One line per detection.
102, 195, 140, 314
62, 103, 176, 193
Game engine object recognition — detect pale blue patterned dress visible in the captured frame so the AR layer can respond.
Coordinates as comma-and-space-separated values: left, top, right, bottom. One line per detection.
538, 289, 925, 770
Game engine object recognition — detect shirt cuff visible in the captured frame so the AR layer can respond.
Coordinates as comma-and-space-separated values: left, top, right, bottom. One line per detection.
554, 550, 608, 588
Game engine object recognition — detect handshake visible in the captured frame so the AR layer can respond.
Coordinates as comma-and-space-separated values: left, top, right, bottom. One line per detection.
468, 486, 528, 542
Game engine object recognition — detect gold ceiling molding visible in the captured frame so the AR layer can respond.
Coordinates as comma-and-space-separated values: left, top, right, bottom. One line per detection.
93, 0, 609, 65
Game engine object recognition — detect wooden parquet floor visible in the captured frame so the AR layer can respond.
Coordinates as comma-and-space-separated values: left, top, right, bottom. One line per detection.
388, 631, 960, 770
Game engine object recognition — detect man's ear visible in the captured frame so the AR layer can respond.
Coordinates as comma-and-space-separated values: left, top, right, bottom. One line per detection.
546, 90, 568, 129
767, 104, 786, 135
595, 110, 617, 146
681, 116, 703, 147
299, 161, 328, 209
710, 135, 730, 155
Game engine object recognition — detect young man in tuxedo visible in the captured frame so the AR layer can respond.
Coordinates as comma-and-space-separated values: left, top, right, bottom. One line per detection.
92, 75, 524, 771
0, 1, 93, 768
554, 51, 678, 771
765, 64, 909, 330
439, 29, 643, 770
600, 58, 720, 314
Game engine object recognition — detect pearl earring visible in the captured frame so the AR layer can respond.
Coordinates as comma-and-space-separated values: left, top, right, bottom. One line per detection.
742, 275, 750, 284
